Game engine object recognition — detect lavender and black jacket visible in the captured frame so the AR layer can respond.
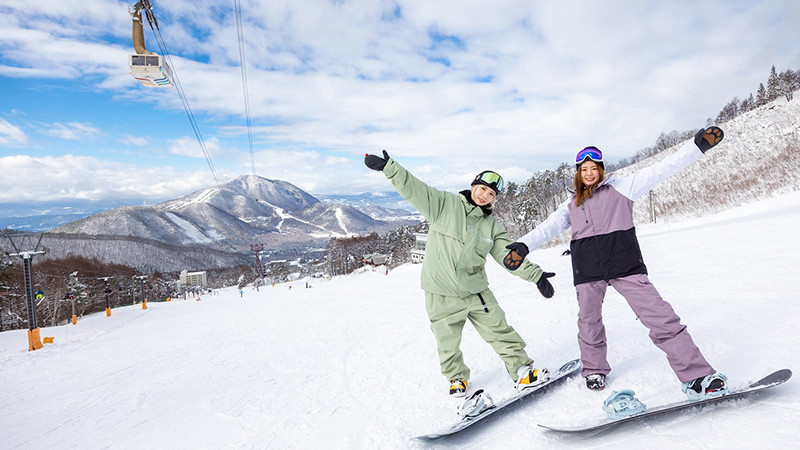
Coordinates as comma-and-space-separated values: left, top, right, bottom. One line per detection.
518, 140, 705, 286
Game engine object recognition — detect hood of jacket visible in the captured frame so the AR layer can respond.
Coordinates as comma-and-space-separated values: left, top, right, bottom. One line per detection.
460, 189, 493, 215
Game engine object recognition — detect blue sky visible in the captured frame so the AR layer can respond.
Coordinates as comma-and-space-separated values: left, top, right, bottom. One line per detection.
2, 0, 800, 205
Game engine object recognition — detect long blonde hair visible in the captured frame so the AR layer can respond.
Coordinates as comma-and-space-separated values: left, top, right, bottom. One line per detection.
574, 164, 605, 207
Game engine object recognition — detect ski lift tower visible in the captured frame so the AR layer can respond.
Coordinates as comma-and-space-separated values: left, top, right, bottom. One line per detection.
99, 277, 114, 317
133, 275, 148, 309
5, 232, 46, 351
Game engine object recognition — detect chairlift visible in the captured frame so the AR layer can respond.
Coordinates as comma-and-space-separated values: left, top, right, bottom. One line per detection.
128, 1, 173, 88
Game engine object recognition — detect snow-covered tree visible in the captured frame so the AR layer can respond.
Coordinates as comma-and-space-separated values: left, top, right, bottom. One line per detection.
756, 83, 768, 106
779, 69, 799, 101
740, 93, 756, 112
716, 97, 741, 123
767, 65, 780, 102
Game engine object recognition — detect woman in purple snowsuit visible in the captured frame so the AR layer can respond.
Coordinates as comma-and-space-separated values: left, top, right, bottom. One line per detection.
503, 127, 728, 400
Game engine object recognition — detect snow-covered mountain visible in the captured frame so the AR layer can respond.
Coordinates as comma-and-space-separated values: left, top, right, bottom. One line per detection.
0, 199, 153, 232
42, 175, 415, 270
317, 191, 420, 221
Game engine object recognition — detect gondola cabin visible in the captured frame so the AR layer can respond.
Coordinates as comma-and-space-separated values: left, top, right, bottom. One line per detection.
129, 54, 173, 87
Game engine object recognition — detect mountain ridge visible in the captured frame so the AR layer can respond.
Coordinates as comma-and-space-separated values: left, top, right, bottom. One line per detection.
12, 175, 417, 271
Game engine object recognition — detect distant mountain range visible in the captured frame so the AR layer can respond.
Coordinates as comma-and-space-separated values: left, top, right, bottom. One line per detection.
1, 176, 419, 272
0, 189, 415, 232
0, 199, 153, 232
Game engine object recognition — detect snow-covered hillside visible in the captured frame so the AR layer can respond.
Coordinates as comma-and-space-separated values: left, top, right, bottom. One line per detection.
622, 96, 800, 224
1, 191, 798, 449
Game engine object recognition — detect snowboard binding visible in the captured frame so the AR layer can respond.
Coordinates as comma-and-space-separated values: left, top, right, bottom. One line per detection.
457, 389, 495, 418
602, 389, 646, 419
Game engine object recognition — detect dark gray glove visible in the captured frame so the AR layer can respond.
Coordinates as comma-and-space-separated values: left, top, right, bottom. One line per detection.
503, 242, 529, 271
694, 126, 724, 153
364, 150, 390, 171
536, 272, 555, 298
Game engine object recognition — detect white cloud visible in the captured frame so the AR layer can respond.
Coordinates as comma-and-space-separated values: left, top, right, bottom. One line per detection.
0, 118, 28, 146
45, 122, 101, 141
121, 134, 149, 146
0, 154, 213, 202
167, 136, 239, 162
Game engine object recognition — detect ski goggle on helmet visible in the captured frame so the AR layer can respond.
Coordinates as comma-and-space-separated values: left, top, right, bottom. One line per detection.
575, 146, 604, 169
471, 170, 504, 194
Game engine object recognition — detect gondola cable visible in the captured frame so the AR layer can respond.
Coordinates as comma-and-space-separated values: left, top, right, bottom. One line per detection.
233, 0, 257, 176
138, 2, 224, 191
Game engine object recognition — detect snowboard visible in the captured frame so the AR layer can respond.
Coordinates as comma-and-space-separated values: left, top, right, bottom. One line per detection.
538, 368, 792, 434
414, 358, 581, 441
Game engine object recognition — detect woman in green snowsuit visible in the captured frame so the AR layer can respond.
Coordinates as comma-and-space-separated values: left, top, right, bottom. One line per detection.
365, 150, 556, 397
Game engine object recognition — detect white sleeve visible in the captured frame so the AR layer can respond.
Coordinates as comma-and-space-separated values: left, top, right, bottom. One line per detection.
518, 197, 572, 251
611, 140, 703, 201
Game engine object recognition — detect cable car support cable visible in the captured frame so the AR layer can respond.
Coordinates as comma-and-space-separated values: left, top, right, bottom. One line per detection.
234, 0, 257, 176
135, 1, 223, 191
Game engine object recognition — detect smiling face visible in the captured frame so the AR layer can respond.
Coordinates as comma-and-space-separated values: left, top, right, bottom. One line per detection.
470, 184, 497, 206
579, 160, 601, 187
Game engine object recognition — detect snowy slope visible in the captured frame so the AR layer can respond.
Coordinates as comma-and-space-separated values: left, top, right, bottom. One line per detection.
1, 191, 798, 449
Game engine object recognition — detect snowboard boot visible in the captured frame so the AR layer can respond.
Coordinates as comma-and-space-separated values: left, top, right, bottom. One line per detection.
515, 364, 550, 392
585, 373, 607, 391
449, 380, 468, 398
683, 372, 728, 400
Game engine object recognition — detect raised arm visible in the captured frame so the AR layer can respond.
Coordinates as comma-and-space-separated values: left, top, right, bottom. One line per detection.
612, 127, 723, 201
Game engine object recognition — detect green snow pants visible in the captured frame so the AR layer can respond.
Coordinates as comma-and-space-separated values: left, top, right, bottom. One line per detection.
425, 289, 532, 383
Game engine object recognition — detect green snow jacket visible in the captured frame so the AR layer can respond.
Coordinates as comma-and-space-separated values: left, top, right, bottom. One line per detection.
383, 158, 545, 298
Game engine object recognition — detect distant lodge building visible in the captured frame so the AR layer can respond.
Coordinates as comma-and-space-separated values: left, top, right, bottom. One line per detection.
411, 233, 427, 264
179, 270, 207, 289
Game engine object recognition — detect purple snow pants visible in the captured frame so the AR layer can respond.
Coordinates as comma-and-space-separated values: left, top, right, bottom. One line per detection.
575, 273, 715, 383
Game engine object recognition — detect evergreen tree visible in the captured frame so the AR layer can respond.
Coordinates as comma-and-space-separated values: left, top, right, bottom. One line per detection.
767, 65, 780, 101
756, 83, 768, 106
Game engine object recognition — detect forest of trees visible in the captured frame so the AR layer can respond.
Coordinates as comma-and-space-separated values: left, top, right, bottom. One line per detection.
0, 254, 154, 331
714, 66, 800, 123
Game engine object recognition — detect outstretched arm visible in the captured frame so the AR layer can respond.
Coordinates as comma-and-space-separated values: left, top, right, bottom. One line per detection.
612, 126, 724, 201
518, 198, 572, 252
365, 150, 448, 222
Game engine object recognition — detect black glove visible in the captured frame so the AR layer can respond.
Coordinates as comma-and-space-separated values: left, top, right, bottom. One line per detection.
694, 126, 724, 153
536, 272, 555, 298
364, 149, 390, 171
503, 242, 529, 271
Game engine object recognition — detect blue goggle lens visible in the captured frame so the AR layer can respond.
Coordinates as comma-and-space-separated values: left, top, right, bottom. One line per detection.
576, 147, 603, 165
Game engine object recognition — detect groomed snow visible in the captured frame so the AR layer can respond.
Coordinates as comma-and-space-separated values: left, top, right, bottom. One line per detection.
1, 191, 798, 449
164, 212, 216, 244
